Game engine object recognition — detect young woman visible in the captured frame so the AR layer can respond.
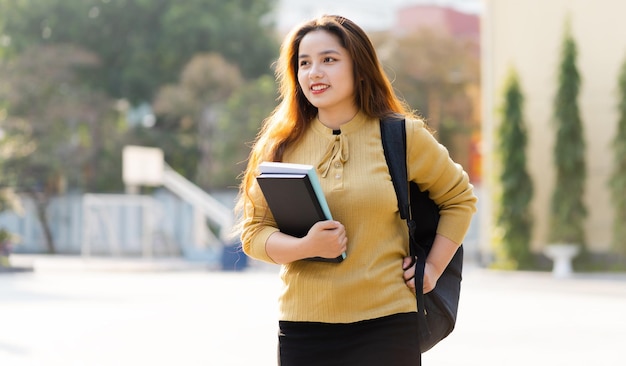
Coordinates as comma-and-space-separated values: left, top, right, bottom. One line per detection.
236, 15, 477, 365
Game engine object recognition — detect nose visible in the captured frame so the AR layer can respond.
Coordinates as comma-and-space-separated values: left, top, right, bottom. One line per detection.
309, 63, 323, 79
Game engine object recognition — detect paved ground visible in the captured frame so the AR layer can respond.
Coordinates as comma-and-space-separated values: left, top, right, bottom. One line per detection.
1, 256, 626, 365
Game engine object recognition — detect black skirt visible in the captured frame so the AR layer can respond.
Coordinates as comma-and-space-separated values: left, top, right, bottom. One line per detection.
278, 312, 421, 366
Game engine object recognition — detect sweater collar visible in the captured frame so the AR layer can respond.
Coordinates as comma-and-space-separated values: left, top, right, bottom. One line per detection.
313, 111, 368, 178
311, 110, 368, 136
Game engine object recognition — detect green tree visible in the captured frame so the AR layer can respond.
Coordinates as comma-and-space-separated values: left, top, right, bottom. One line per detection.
212, 74, 278, 188
0, 0, 279, 104
0, 0, 281, 191
378, 30, 480, 167
548, 24, 587, 248
0, 44, 118, 253
152, 53, 243, 190
494, 69, 534, 269
610, 57, 626, 262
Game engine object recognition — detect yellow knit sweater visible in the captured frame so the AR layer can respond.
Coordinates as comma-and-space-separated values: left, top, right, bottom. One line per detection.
241, 111, 477, 323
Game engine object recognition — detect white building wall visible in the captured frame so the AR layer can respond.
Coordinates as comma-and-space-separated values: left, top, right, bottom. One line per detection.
482, 0, 626, 254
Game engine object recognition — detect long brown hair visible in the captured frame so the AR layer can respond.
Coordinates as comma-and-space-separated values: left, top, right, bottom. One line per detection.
234, 15, 415, 229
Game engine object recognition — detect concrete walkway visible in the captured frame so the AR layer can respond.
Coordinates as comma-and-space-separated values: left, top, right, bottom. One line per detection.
1, 256, 625, 365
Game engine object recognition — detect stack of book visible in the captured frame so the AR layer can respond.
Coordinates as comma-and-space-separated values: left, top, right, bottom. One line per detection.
256, 161, 345, 263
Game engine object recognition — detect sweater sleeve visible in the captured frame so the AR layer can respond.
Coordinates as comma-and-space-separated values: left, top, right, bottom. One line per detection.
239, 180, 280, 264
406, 118, 477, 245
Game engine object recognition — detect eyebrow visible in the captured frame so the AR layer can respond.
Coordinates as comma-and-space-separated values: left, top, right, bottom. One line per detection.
298, 49, 341, 59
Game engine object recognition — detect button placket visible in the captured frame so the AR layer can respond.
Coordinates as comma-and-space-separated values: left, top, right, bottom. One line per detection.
332, 157, 343, 187
316, 131, 348, 190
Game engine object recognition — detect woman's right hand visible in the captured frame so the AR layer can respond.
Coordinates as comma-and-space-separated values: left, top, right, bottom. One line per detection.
265, 220, 347, 264
304, 220, 347, 259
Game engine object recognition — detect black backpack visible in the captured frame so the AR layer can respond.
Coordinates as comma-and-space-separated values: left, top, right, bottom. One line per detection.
380, 116, 463, 353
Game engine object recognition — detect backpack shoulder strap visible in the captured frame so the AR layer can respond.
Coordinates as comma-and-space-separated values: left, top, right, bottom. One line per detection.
380, 116, 429, 337
380, 116, 439, 249
379, 115, 410, 220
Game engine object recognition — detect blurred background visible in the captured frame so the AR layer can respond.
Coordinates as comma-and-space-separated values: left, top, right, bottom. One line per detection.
2, 0, 625, 273
1, 0, 626, 364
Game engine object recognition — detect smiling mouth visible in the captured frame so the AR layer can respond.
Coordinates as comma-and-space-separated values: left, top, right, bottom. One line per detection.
311, 84, 329, 92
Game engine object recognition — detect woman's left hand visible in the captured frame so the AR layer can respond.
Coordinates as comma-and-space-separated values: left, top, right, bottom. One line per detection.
402, 256, 438, 294
402, 235, 459, 295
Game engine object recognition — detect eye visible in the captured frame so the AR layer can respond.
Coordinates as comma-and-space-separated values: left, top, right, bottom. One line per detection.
299, 60, 310, 67
323, 57, 336, 63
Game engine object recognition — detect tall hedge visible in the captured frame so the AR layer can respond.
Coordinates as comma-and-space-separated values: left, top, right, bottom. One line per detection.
548, 24, 587, 247
610, 58, 626, 261
495, 69, 534, 269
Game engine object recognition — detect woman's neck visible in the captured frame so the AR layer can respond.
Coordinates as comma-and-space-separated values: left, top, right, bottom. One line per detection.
318, 108, 359, 130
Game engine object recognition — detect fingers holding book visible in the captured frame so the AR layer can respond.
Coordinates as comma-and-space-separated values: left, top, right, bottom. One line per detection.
305, 220, 348, 260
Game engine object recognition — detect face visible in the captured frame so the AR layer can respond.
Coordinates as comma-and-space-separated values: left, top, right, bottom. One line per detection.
297, 30, 357, 119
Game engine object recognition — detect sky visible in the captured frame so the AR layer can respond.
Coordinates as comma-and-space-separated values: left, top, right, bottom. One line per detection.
276, 0, 482, 32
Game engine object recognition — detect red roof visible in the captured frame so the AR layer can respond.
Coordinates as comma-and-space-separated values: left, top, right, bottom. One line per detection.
394, 5, 479, 41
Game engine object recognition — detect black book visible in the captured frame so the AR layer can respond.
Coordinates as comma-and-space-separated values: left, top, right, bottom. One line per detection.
256, 162, 345, 263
